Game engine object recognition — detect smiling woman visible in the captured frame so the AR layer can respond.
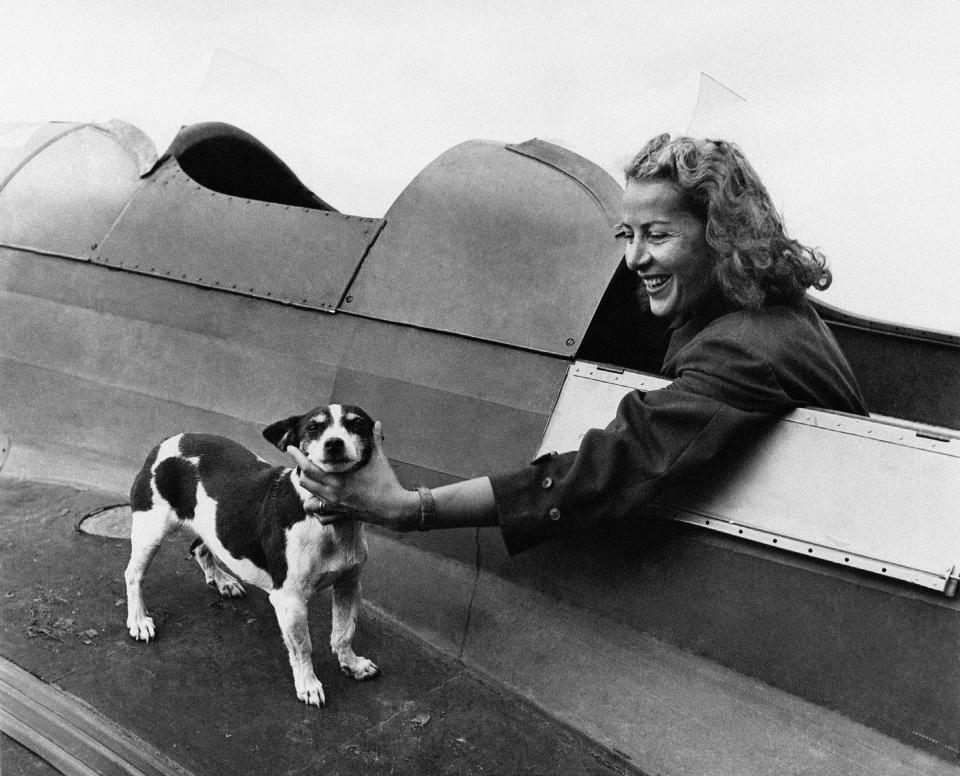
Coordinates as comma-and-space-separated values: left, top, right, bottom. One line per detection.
616, 179, 715, 320
621, 133, 832, 314
295, 132, 868, 555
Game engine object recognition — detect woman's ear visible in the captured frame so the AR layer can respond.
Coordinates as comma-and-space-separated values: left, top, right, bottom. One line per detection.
262, 415, 302, 451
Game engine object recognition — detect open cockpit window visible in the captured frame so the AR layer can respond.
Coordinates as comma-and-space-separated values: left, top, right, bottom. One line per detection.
166, 122, 334, 211
576, 259, 672, 374
92, 123, 383, 312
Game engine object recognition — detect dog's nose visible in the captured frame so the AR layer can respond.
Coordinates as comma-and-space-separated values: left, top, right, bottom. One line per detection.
324, 437, 345, 456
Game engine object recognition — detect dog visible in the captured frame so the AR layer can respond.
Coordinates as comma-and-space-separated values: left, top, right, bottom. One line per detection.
123, 404, 380, 707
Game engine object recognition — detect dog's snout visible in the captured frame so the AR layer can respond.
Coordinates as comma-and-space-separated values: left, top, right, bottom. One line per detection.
324, 437, 346, 455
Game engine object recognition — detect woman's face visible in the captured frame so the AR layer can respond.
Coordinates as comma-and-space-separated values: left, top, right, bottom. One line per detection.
618, 179, 715, 320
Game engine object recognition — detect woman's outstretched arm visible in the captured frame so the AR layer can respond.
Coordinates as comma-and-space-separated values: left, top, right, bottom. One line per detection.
286, 422, 498, 531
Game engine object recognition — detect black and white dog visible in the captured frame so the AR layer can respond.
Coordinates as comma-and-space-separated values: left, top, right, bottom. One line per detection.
123, 404, 379, 707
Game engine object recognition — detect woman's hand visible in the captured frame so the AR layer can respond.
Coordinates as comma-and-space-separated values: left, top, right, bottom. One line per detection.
286, 421, 420, 532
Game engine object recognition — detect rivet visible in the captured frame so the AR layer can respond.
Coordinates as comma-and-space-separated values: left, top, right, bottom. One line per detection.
345, 295, 353, 303
565, 338, 575, 346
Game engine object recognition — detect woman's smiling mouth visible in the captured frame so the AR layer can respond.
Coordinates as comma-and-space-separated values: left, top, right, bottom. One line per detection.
642, 275, 672, 293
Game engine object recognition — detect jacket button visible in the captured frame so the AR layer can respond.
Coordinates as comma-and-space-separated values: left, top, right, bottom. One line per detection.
548, 507, 561, 521
541, 477, 553, 489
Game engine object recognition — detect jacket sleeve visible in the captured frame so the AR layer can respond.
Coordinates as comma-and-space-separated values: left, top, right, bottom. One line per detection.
489, 320, 790, 555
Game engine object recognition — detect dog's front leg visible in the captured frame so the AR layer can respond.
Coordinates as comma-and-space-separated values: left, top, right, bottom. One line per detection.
269, 590, 325, 707
331, 569, 380, 680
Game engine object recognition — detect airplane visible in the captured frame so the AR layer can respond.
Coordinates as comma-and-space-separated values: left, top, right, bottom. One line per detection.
1, 118, 958, 775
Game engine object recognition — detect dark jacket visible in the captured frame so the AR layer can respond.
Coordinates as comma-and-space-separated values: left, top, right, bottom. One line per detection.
489, 301, 868, 555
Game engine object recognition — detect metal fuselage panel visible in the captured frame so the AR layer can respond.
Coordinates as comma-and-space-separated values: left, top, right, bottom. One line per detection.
540, 362, 960, 594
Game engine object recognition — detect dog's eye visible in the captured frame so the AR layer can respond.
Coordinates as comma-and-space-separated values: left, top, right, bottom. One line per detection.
305, 422, 320, 433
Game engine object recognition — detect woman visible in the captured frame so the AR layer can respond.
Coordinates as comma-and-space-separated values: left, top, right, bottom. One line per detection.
289, 134, 867, 555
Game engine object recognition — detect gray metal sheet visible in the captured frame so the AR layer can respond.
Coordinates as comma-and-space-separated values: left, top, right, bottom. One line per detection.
505, 139, 625, 224
0, 124, 145, 259
96, 158, 384, 312
339, 316, 568, 414
0, 123, 80, 183
346, 139, 623, 356
332, 367, 553, 480
0, 286, 340, 427
540, 362, 960, 593
812, 297, 960, 429
0, 247, 357, 366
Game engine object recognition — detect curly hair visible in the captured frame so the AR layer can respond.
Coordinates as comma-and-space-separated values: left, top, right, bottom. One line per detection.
624, 134, 831, 309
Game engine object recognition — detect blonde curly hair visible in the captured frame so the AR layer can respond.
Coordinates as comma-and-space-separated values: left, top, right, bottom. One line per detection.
625, 134, 831, 309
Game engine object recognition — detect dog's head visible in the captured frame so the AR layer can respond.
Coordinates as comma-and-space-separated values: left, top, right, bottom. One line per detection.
262, 404, 375, 474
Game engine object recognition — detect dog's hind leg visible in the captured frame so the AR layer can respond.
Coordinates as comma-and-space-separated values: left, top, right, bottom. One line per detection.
269, 590, 325, 707
124, 505, 176, 642
188, 540, 246, 598
331, 569, 380, 680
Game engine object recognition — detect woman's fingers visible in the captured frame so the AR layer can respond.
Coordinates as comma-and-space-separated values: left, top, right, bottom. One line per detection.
286, 446, 342, 488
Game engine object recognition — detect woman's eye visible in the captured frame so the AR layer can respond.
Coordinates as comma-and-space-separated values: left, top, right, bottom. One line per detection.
614, 228, 633, 242
647, 232, 669, 242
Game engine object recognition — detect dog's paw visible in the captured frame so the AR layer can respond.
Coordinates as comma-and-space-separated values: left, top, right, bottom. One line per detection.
127, 614, 156, 643
296, 677, 326, 708
216, 578, 246, 598
340, 656, 380, 681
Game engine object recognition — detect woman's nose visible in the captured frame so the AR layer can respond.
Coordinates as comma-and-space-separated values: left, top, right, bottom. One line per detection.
624, 239, 650, 272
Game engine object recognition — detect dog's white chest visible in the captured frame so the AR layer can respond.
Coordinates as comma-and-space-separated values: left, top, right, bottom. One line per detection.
283, 519, 367, 593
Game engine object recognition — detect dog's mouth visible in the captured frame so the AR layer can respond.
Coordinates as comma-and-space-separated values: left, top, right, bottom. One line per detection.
315, 458, 361, 474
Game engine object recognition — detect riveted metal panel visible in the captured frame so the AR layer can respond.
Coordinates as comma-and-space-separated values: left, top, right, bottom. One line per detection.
0, 123, 147, 259
540, 362, 960, 594
95, 158, 384, 312
331, 317, 569, 479
345, 139, 623, 355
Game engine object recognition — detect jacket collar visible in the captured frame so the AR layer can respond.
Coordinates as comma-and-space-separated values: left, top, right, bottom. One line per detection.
662, 295, 734, 371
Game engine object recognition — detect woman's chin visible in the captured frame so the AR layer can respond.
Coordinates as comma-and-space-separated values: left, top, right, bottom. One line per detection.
647, 295, 677, 319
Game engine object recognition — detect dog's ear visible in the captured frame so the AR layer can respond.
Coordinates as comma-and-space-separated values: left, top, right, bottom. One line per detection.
262, 415, 302, 452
